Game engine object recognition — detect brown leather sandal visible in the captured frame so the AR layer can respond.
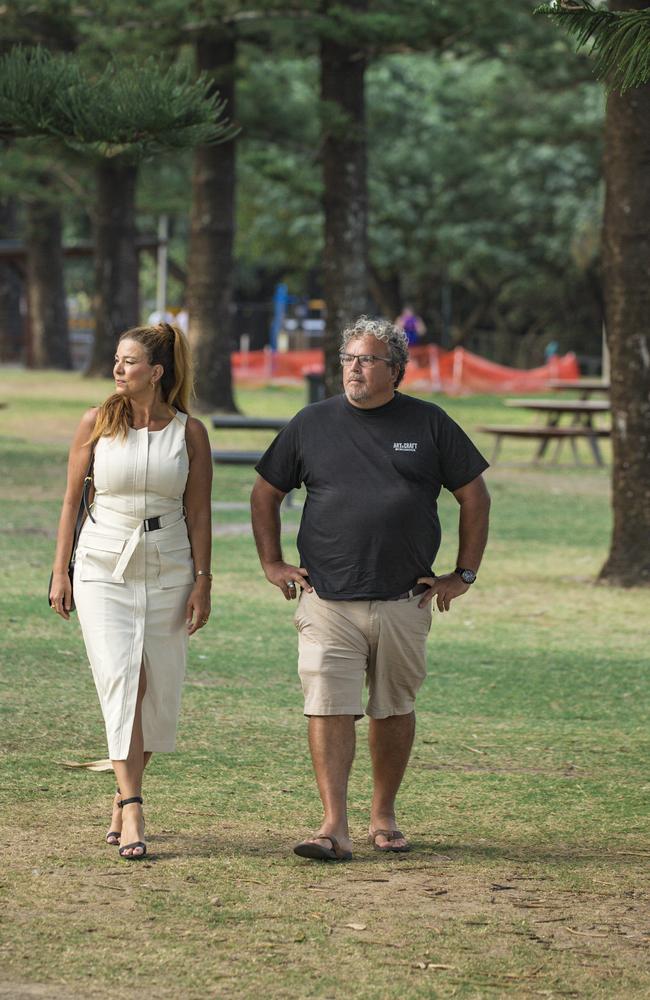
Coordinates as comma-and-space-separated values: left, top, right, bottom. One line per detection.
368, 828, 410, 853
294, 834, 352, 862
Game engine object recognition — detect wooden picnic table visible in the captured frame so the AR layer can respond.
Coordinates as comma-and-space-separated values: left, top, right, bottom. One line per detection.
547, 378, 610, 399
504, 398, 610, 417
479, 398, 611, 466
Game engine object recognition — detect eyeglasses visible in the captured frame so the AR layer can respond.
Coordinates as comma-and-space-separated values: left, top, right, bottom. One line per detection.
339, 353, 393, 368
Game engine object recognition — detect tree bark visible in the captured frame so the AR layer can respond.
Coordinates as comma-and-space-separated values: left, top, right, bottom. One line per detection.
0, 196, 23, 362
87, 157, 139, 377
25, 195, 71, 369
187, 34, 238, 413
599, 0, 650, 586
369, 265, 401, 320
320, 4, 368, 397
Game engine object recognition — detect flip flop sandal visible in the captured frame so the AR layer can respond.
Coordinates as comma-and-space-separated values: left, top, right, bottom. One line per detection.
117, 796, 147, 861
294, 834, 352, 862
368, 828, 410, 853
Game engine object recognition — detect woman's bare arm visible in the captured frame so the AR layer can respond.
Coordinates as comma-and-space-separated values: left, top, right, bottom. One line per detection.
183, 416, 213, 634
50, 408, 98, 619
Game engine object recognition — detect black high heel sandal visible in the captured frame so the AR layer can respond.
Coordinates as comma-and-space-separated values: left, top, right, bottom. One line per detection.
105, 787, 121, 846
117, 796, 147, 860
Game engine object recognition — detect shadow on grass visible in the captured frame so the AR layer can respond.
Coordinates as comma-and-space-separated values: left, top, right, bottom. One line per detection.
142, 831, 646, 867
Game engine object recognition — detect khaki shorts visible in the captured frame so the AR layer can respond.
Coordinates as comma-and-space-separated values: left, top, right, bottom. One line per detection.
294, 589, 433, 719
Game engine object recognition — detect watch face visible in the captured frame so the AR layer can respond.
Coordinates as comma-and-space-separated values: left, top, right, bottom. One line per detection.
459, 569, 476, 584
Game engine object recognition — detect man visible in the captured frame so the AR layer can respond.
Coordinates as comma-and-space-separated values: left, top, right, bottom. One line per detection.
250, 316, 490, 861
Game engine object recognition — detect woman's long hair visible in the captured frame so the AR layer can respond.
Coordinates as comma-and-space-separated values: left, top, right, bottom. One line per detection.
90, 323, 194, 443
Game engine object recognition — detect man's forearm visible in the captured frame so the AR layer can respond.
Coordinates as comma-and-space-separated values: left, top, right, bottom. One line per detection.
456, 495, 490, 571
250, 489, 284, 569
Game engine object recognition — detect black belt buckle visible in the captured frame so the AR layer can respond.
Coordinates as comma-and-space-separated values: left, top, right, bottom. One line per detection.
143, 516, 162, 532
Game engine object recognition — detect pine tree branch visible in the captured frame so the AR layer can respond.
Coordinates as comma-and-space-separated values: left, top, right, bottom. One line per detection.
535, 1, 650, 92
0, 45, 238, 158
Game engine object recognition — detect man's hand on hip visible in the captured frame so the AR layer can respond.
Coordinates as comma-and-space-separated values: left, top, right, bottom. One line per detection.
264, 561, 313, 600
416, 574, 469, 612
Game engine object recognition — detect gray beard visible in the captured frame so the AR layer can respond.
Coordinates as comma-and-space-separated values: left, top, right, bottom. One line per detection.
346, 381, 368, 400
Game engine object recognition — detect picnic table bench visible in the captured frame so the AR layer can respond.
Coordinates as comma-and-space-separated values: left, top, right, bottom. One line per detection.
212, 415, 290, 432
211, 414, 293, 501
211, 414, 288, 465
477, 424, 611, 465
479, 397, 611, 466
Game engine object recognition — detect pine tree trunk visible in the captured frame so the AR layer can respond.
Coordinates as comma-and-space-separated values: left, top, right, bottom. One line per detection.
25, 196, 71, 369
369, 266, 402, 320
320, 4, 369, 397
0, 196, 23, 362
187, 35, 238, 412
87, 157, 139, 377
599, 0, 650, 586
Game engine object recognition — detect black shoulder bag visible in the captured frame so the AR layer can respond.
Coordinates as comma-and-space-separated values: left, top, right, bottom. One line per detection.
48, 453, 96, 612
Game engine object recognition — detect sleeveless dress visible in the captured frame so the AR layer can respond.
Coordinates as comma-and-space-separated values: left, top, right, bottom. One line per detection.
74, 411, 195, 760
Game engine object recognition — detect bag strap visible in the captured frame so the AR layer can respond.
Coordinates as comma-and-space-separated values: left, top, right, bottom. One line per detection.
82, 452, 96, 524
71, 449, 96, 557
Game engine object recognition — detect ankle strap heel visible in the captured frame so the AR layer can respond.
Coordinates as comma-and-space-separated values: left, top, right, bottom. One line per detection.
117, 795, 147, 861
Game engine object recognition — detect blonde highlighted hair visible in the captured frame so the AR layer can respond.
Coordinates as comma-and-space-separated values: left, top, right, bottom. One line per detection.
90, 323, 194, 444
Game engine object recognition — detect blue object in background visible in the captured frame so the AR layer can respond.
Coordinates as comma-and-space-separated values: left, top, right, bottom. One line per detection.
270, 283, 290, 351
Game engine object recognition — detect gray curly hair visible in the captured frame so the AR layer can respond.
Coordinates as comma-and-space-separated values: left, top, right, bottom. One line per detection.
340, 315, 409, 388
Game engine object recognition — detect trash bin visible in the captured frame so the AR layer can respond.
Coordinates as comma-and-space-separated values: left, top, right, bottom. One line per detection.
304, 369, 326, 404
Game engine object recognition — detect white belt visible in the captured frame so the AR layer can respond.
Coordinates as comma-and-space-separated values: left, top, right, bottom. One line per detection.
91, 509, 185, 582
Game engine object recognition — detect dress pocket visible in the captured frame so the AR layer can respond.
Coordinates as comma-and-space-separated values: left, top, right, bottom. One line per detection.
78, 535, 126, 583
156, 537, 195, 589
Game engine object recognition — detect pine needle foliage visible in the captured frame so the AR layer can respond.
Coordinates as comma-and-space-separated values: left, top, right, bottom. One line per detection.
0, 45, 237, 159
535, 1, 650, 93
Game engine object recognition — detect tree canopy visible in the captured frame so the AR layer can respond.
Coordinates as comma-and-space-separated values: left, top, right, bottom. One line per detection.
536, 1, 650, 92
0, 45, 235, 158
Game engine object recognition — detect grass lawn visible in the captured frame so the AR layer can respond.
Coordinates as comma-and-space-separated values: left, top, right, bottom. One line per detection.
1, 368, 649, 1000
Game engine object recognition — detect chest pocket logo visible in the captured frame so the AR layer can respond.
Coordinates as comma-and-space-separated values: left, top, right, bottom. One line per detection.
390, 440, 431, 485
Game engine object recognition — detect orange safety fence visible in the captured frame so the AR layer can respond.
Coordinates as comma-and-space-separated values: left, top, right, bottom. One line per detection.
231, 345, 579, 394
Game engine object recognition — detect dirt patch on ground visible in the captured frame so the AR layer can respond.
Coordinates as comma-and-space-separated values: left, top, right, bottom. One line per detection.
4, 819, 650, 998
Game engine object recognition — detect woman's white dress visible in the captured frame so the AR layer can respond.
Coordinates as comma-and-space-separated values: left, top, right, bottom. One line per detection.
74, 411, 195, 760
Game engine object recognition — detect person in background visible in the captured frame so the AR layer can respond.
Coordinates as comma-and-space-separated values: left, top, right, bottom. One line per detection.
250, 315, 490, 862
395, 304, 427, 346
50, 323, 213, 860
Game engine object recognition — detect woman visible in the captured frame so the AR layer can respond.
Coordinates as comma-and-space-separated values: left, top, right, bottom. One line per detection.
50, 323, 212, 860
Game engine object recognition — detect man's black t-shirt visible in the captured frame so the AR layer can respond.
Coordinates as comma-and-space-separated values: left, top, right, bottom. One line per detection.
255, 392, 488, 601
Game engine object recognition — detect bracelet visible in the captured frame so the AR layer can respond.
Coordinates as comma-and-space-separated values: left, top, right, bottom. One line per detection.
195, 570, 213, 581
